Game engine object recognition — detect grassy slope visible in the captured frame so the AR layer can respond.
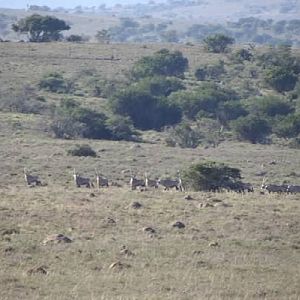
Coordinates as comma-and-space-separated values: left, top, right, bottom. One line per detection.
0, 42, 299, 299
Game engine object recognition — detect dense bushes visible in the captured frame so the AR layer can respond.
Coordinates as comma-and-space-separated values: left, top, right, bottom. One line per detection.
195, 61, 225, 81
67, 144, 97, 157
231, 115, 271, 143
110, 87, 182, 130
182, 161, 242, 191
273, 114, 300, 138
39, 72, 73, 93
168, 82, 238, 119
51, 98, 136, 140
131, 49, 188, 79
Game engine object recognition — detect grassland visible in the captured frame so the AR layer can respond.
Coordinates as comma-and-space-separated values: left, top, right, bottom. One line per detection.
0, 42, 299, 299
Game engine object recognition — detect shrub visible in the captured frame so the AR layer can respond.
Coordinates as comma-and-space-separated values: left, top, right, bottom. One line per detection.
67, 144, 97, 157
39, 72, 73, 93
217, 101, 248, 125
66, 34, 88, 42
203, 34, 235, 53
51, 117, 86, 139
168, 82, 238, 119
264, 66, 298, 92
52, 98, 112, 139
231, 115, 271, 143
182, 161, 241, 191
106, 115, 139, 141
165, 122, 202, 148
131, 49, 188, 79
273, 113, 300, 138
195, 61, 225, 81
249, 96, 294, 117
110, 87, 182, 130
0, 87, 47, 114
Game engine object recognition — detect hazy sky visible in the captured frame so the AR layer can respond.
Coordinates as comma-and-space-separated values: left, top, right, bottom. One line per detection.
0, 0, 152, 9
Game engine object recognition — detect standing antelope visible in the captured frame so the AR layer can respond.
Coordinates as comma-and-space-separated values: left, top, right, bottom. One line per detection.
73, 169, 94, 188
261, 178, 288, 193
95, 169, 109, 188
157, 171, 184, 191
287, 185, 300, 194
144, 173, 158, 189
129, 175, 145, 190
24, 168, 42, 186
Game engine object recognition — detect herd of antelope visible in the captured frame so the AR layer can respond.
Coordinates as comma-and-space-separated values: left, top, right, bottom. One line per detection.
23, 168, 300, 194
23, 168, 184, 191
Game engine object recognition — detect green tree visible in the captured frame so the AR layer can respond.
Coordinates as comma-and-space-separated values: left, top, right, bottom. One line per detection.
52, 98, 112, 140
182, 161, 241, 191
110, 86, 182, 130
231, 115, 271, 143
168, 82, 238, 119
12, 14, 70, 42
203, 34, 235, 53
274, 113, 300, 138
248, 96, 294, 117
264, 66, 298, 92
131, 49, 188, 79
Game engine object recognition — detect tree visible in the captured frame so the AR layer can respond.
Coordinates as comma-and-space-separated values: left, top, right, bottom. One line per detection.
264, 66, 298, 92
110, 86, 182, 130
182, 161, 242, 191
203, 34, 235, 53
131, 49, 188, 79
168, 82, 238, 119
95, 29, 110, 44
231, 115, 271, 143
12, 14, 70, 42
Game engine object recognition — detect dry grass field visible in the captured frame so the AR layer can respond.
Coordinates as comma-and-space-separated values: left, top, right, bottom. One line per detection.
0, 42, 299, 299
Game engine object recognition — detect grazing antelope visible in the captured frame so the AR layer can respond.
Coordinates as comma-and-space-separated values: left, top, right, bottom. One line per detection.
24, 168, 42, 186
261, 178, 288, 194
158, 172, 184, 191
144, 173, 158, 189
129, 175, 145, 190
95, 169, 109, 188
73, 169, 94, 188
287, 185, 300, 194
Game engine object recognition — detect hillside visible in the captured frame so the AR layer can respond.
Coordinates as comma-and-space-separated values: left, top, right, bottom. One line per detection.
0, 41, 299, 299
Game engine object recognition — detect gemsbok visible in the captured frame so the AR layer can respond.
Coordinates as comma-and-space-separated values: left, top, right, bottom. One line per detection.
24, 168, 42, 186
95, 169, 109, 188
129, 175, 145, 190
73, 169, 94, 188
157, 172, 184, 191
144, 173, 158, 189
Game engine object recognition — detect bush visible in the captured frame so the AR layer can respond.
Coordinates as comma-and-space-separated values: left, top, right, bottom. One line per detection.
67, 144, 97, 157
106, 115, 139, 141
39, 72, 73, 93
168, 82, 238, 119
248, 96, 294, 117
217, 101, 248, 125
0, 87, 47, 114
110, 86, 182, 130
195, 61, 225, 81
203, 34, 235, 53
50, 116, 86, 139
264, 66, 298, 92
182, 161, 241, 191
131, 49, 188, 79
52, 98, 112, 139
165, 122, 202, 148
273, 113, 300, 138
66, 34, 89, 42
231, 115, 271, 143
